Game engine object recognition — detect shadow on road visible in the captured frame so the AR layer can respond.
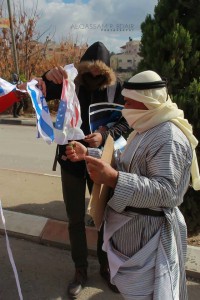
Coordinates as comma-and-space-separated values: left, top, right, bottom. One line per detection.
5, 198, 91, 223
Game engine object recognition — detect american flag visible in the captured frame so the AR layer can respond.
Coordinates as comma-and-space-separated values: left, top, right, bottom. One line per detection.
54, 65, 84, 144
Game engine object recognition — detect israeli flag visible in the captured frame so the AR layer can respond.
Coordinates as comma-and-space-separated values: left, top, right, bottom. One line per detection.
27, 80, 54, 144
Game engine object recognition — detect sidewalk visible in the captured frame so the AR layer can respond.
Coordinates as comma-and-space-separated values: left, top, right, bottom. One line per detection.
1, 113, 200, 281
0, 209, 98, 255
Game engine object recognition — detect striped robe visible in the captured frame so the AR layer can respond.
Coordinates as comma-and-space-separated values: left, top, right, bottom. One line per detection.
92, 121, 192, 300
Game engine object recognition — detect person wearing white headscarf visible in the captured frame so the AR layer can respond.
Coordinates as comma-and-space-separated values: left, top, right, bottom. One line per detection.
65, 70, 200, 299
122, 70, 200, 190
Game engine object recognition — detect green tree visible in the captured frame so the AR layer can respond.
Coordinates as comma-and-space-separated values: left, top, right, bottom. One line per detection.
138, 0, 200, 233
139, 0, 200, 94
138, 0, 200, 136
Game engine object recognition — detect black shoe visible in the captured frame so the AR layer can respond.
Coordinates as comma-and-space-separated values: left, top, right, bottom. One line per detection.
67, 268, 87, 298
13, 115, 19, 118
100, 265, 120, 293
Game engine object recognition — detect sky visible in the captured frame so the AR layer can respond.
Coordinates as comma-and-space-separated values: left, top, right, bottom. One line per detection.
2, 0, 158, 53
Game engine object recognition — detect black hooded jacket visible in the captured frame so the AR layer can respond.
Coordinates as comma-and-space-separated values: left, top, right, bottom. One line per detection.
42, 41, 130, 176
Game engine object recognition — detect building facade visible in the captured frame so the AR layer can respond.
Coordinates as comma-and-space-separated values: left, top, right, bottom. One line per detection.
110, 39, 142, 72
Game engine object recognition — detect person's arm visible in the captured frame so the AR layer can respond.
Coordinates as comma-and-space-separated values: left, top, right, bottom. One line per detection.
65, 141, 118, 188
85, 156, 118, 189
65, 141, 103, 160
108, 139, 192, 212
84, 117, 130, 148
100, 116, 130, 144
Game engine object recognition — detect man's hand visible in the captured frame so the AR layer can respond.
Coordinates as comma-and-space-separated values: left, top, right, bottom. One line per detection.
18, 77, 47, 97
34, 78, 47, 97
84, 133, 103, 148
16, 78, 46, 97
85, 156, 118, 188
16, 82, 27, 91
65, 141, 87, 162
45, 66, 68, 84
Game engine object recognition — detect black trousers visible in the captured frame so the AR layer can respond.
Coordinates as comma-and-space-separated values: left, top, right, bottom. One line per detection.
61, 168, 108, 269
13, 100, 23, 116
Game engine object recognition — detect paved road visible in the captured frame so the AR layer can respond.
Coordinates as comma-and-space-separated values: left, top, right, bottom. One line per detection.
0, 236, 199, 300
0, 123, 90, 222
0, 236, 123, 300
0, 124, 59, 176
0, 124, 65, 220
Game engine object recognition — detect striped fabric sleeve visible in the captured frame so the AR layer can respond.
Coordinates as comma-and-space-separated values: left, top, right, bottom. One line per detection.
108, 140, 192, 213
87, 147, 102, 158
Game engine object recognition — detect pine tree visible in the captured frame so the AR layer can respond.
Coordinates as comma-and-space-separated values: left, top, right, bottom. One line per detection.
138, 0, 200, 234
138, 0, 200, 94
138, 0, 200, 137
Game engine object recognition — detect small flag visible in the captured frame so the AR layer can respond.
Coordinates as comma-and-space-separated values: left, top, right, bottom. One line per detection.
27, 80, 54, 144
0, 78, 19, 113
54, 64, 84, 144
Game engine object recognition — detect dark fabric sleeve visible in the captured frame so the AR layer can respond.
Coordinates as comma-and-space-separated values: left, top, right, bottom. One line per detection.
100, 116, 130, 144
42, 71, 63, 102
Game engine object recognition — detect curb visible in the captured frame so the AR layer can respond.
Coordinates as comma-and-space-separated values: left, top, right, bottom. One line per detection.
0, 115, 56, 127
0, 117, 35, 126
186, 246, 200, 280
0, 210, 98, 256
0, 209, 200, 279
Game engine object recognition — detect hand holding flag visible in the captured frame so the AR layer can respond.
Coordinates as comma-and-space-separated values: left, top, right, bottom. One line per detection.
0, 64, 84, 145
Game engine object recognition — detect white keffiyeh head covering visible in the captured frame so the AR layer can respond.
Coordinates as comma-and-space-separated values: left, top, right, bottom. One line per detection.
121, 70, 200, 191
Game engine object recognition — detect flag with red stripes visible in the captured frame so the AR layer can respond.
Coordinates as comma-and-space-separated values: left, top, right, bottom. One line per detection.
0, 78, 19, 113
54, 64, 84, 144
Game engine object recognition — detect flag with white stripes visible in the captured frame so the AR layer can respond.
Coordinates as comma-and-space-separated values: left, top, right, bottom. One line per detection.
27, 80, 54, 144
0, 78, 19, 113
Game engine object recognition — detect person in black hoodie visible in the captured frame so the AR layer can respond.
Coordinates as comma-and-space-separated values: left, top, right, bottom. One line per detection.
42, 41, 130, 298
12, 73, 24, 118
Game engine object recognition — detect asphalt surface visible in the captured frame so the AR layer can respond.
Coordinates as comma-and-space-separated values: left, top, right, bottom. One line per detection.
0, 236, 123, 300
